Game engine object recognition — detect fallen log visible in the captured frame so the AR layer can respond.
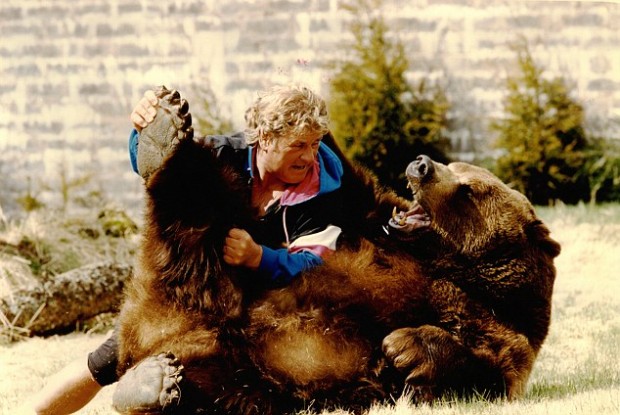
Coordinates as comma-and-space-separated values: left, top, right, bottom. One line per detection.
1, 261, 132, 337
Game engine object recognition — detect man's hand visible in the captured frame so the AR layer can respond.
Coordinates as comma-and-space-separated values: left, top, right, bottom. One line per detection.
130, 90, 159, 132
223, 228, 263, 269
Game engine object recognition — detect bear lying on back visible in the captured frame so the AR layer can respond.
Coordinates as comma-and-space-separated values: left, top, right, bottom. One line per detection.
244, 154, 561, 408
112, 89, 560, 414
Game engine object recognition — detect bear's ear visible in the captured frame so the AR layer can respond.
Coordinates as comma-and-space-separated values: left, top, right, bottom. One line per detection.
526, 220, 561, 258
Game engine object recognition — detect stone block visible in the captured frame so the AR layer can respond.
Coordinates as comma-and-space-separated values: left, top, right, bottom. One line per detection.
269, 0, 310, 14
246, 61, 274, 72
83, 43, 112, 58
74, 23, 90, 37
27, 83, 69, 98
474, 17, 507, 32
244, 17, 295, 37
116, 43, 150, 57
310, 18, 329, 31
590, 55, 611, 75
508, 15, 543, 29
22, 121, 64, 135
0, 23, 28, 36
79, 83, 112, 96
195, 20, 221, 32
225, 62, 240, 75
166, 1, 205, 15
26, 5, 67, 18
96, 23, 113, 37
4, 63, 41, 76
22, 44, 62, 58
75, 3, 111, 15
118, 2, 142, 14
0, 85, 16, 98
588, 79, 620, 92
115, 23, 136, 37
0, 6, 21, 21
393, 17, 438, 32
563, 13, 604, 27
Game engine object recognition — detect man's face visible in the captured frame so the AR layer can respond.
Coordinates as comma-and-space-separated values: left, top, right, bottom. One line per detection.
261, 132, 322, 184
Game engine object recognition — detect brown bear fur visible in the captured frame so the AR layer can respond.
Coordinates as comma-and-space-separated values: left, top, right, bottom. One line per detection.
115, 136, 560, 414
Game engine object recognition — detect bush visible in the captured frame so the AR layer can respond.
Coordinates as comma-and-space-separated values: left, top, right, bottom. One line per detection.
492, 40, 590, 205
16, 177, 45, 213
97, 208, 139, 238
582, 137, 620, 204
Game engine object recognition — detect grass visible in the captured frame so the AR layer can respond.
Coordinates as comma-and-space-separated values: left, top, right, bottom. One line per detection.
1, 203, 619, 414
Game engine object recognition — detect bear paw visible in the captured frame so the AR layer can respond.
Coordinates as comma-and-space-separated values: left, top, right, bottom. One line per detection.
137, 86, 194, 180
112, 352, 184, 414
382, 326, 456, 403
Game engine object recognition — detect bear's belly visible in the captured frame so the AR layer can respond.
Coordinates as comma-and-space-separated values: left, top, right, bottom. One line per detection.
252, 314, 372, 390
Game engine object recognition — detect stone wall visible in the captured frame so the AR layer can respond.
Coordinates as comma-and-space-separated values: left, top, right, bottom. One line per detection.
0, 0, 618, 215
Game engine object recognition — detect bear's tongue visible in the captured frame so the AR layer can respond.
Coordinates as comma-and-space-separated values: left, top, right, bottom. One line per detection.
406, 202, 427, 218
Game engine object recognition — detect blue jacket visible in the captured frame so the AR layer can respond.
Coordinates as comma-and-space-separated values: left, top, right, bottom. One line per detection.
129, 130, 345, 285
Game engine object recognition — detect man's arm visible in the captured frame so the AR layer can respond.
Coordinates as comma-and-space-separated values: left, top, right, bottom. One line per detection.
258, 225, 341, 285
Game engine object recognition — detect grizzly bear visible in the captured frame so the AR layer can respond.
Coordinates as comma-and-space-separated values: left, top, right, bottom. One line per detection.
112, 89, 560, 414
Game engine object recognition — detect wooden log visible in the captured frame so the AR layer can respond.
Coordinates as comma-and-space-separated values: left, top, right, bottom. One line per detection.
1, 261, 132, 336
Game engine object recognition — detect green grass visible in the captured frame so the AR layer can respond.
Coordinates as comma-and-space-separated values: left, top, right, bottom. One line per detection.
1, 204, 619, 414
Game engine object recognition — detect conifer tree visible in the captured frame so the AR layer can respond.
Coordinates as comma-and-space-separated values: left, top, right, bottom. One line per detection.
493, 41, 589, 205
328, 0, 450, 195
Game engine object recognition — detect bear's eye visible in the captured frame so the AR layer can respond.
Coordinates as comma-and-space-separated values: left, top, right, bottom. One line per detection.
457, 183, 474, 198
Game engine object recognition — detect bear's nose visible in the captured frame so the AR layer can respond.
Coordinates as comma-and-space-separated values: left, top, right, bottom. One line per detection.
406, 155, 434, 180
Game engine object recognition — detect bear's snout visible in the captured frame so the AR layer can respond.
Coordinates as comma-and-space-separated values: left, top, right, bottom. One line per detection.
406, 155, 434, 181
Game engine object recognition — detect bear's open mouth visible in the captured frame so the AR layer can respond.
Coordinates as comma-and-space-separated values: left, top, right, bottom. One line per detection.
387, 202, 430, 232
385, 158, 431, 233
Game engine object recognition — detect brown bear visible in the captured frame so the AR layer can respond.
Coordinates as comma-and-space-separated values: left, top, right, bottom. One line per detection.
112, 89, 560, 414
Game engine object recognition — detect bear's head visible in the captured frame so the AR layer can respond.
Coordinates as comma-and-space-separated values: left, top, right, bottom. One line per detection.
397, 155, 562, 350
397, 155, 561, 260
